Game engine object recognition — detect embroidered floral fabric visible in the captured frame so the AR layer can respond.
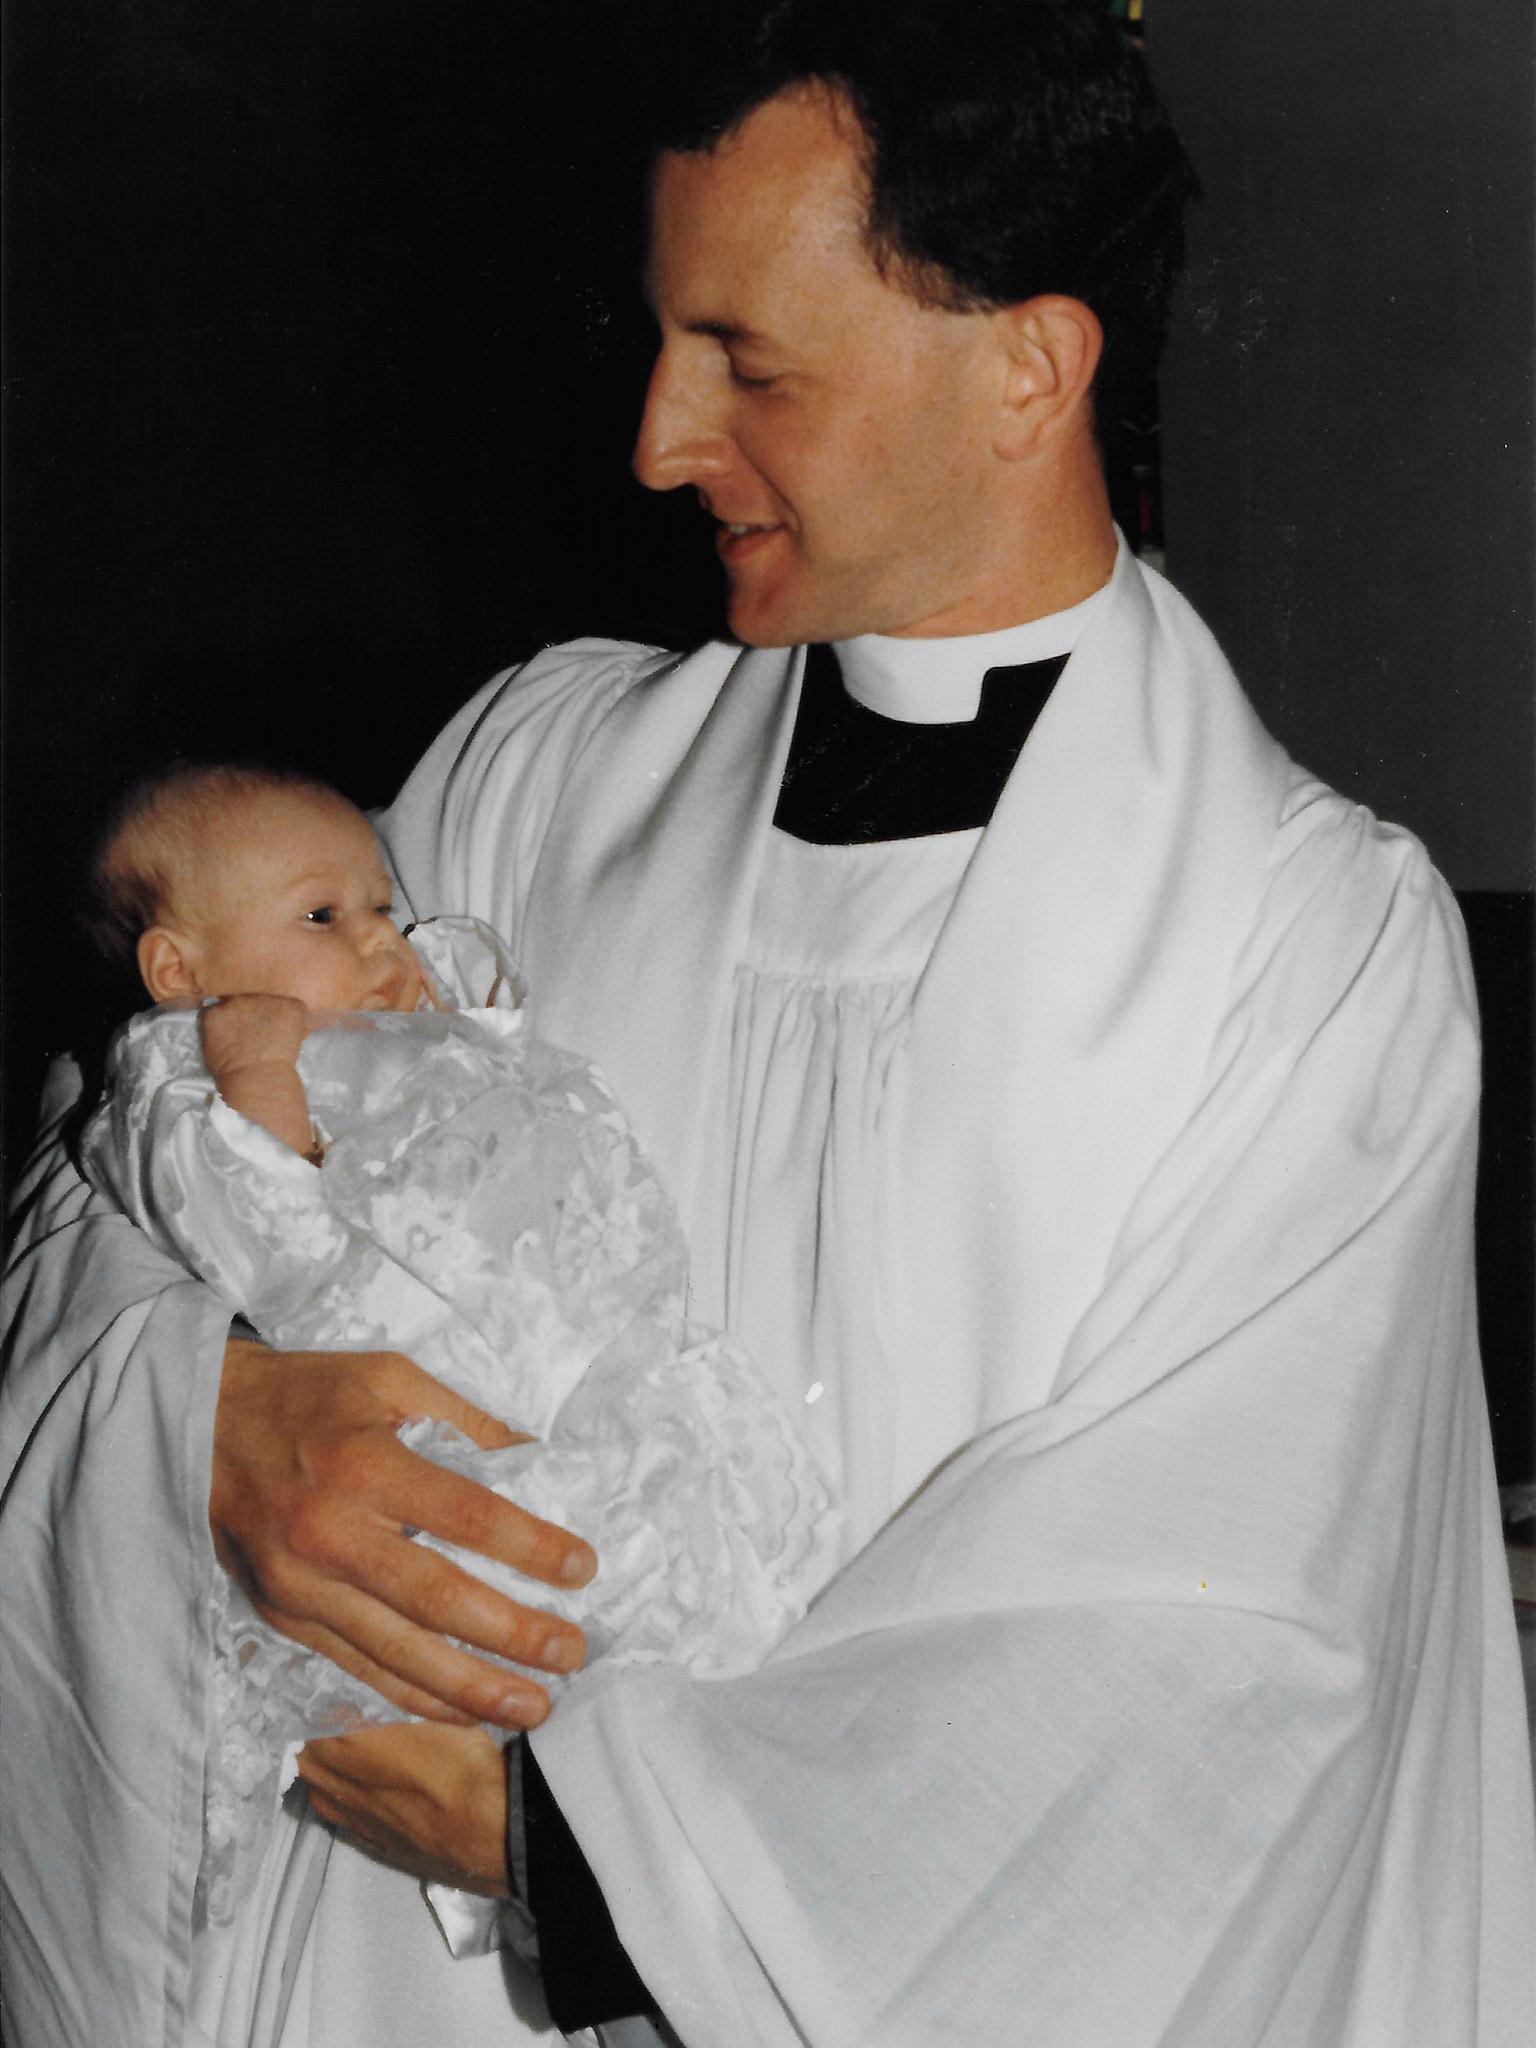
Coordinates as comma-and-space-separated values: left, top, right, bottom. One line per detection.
79, 920, 836, 1926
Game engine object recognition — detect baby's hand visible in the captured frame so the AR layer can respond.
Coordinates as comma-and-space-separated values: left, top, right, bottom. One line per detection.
200, 995, 316, 1156
200, 992, 310, 1090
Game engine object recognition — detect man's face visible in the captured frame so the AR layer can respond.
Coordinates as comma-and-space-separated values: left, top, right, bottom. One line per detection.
635, 88, 1019, 647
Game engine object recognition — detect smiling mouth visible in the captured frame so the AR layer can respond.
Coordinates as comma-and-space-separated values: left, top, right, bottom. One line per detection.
715, 520, 783, 561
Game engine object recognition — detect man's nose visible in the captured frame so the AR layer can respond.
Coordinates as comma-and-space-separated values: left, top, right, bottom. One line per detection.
632, 350, 731, 494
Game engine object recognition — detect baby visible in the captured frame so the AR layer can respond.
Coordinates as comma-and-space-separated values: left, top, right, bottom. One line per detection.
97, 763, 429, 1151
79, 762, 836, 1936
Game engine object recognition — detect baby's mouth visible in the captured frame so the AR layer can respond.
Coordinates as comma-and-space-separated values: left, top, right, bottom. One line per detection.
361, 969, 407, 1010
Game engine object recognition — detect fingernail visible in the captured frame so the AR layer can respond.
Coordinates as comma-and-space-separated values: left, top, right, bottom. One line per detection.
544, 1629, 585, 1675
495, 1686, 547, 1730
558, 1542, 597, 1589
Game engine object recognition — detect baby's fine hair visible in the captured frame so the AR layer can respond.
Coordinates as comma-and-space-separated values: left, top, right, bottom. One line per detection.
84, 760, 339, 974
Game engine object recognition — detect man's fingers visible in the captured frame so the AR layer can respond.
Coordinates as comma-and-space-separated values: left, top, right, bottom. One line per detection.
371, 1354, 521, 1453
340, 1517, 587, 1676
377, 1433, 597, 1590
270, 1569, 559, 1728
270, 1613, 476, 1725
213, 1341, 594, 1726
296, 1723, 513, 1894
301, 1721, 503, 1795
221, 1352, 595, 1600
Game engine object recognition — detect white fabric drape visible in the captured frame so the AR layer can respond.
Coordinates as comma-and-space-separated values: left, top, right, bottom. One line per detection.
692, 826, 978, 1551
2, 1090, 231, 2047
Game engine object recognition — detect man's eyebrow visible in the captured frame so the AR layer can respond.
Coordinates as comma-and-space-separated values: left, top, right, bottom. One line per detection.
685, 318, 770, 345
635, 283, 778, 349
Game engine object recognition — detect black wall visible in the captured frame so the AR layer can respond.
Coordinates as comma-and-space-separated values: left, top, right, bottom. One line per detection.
3, 1, 722, 1175
1154, 5, 1535, 1481
1155, 2, 1534, 892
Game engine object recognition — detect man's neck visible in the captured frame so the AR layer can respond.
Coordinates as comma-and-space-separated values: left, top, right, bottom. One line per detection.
886, 454, 1118, 640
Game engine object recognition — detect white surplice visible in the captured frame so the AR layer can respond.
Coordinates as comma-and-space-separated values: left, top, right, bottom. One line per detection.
2, 545, 1532, 2046
382, 543, 1535, 2044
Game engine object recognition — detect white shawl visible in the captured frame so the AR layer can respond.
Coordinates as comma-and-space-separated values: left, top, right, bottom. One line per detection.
384, 546, 1535, 2044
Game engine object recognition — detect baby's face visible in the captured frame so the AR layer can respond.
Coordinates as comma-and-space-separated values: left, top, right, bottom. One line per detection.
183, 788, 423, 1012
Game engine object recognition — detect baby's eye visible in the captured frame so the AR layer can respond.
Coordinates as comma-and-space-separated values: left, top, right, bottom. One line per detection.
304, 907, 336, 926
374, 902, 396, 919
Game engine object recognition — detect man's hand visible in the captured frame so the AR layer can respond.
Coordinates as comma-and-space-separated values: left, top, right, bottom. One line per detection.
212, 1338, 597, 1727
298, 1722, 511, 1895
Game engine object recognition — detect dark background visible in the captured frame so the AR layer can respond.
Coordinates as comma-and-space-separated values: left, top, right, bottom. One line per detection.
1154, 1, 1535, 1487
4, 0, 723, 1149
4, 2, 1531, 1475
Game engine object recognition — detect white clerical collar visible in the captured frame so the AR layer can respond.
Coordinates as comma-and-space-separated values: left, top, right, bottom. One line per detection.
833, 572, 1112, 726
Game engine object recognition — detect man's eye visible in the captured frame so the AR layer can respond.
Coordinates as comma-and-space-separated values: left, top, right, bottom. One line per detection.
730, 367, 777, 392
304, 907, 336, 926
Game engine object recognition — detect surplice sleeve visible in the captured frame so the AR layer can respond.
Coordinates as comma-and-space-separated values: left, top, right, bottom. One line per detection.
377, 638, 664, 948
0, 1066, 234, 2048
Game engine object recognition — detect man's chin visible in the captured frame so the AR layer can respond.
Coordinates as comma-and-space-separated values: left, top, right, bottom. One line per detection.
728, 623, 802, 650
724, 587, 822, 650
723, 571, 899, 649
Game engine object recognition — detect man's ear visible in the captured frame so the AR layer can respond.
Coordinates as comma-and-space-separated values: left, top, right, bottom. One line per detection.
137, 926, 204, 1003
992, 295, 1103, 460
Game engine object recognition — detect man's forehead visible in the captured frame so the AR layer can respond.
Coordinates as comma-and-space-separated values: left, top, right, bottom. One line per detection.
648, 77, 867, 195
644, 90, 878, 312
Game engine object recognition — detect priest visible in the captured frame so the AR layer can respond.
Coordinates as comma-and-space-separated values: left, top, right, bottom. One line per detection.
4, 3, 1531, 2044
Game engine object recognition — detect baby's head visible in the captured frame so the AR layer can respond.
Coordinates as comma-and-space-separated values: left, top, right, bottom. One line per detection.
87, 763, 423, 1013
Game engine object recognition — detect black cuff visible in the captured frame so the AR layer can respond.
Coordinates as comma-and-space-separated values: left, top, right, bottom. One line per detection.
521, 1739, 658, 2030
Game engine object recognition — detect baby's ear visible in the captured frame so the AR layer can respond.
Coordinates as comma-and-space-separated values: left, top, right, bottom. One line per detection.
137, 926, 202, 1003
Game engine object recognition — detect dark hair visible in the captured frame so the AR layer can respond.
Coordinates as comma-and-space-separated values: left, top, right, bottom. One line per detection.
645, 0, 1198, 430
83, 759, 340, 977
